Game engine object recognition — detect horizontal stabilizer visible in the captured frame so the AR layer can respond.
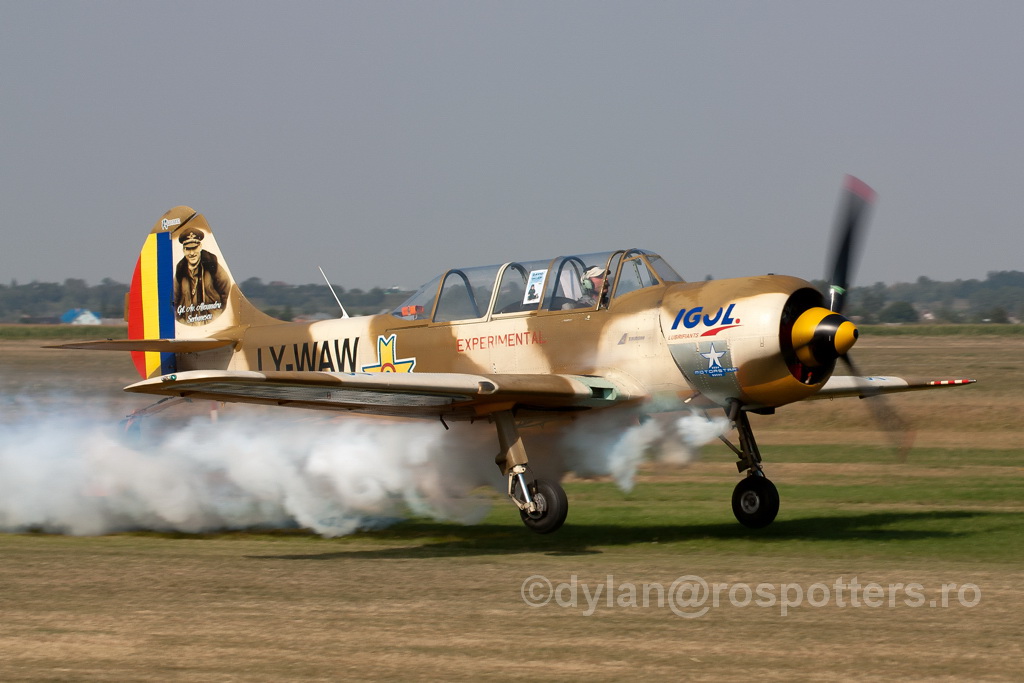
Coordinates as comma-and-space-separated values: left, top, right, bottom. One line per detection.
47, 338, 235, 353
810, 375, 976, 400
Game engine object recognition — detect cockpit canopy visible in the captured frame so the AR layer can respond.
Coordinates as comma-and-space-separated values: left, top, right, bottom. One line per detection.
392, 249, 684, 323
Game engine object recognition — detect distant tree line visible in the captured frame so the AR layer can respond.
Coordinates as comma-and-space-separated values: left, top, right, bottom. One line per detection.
1, 278, 130, 323
0, 277, 410, 323
810, 270, 1024, 324
235, 278, 409, 320
2, 271, 1021, 324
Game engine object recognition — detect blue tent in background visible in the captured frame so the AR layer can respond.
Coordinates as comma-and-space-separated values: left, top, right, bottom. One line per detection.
60, 309, 102, 325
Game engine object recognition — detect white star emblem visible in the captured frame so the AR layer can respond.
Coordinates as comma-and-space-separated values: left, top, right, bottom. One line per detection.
700, 343, 726, 369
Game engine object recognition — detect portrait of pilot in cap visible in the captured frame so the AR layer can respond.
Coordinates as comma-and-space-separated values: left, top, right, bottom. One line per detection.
173, 226, 231, 325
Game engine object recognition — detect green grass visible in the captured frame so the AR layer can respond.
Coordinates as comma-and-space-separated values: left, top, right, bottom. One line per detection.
62, 444, 1017, 567
721, 443, 1022, 467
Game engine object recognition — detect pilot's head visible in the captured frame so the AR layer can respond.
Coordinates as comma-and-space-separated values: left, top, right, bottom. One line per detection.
581, 266, 607, 294
178, 228, 205, 267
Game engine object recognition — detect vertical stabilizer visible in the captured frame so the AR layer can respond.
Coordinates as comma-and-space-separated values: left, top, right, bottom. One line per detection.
126, 206, 273, 378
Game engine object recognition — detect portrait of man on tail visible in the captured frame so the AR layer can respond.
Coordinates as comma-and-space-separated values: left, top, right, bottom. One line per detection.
173, 226, 230, 326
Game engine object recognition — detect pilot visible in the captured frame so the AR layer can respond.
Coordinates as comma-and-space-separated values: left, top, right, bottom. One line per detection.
173, 227, 231, 325
566, 266, 609, 309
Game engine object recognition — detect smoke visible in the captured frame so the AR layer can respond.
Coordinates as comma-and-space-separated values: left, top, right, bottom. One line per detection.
0, 407, 499, 537
558, 407, 732, 492
0, 401, 730, 537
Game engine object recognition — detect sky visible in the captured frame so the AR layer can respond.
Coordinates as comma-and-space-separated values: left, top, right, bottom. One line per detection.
2, 1, 1021, 291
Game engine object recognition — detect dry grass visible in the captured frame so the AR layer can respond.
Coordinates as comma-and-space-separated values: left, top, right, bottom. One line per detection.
0, 533, 1019, 681
752, 335, 1024, 448
1, 335, 1021, 681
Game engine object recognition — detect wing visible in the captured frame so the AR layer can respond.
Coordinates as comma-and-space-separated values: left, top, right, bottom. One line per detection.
809, 375, 975, 400
124, 369, 630, 419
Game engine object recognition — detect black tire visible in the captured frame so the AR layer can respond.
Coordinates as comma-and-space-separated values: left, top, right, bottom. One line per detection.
519, 479, 569, 534
731, 476, 780, 529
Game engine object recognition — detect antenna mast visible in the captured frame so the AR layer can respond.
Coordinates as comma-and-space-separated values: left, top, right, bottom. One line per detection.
318, 266, 349, 319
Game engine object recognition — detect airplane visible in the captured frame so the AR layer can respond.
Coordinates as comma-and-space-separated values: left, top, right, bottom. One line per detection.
55, 176, 975, 534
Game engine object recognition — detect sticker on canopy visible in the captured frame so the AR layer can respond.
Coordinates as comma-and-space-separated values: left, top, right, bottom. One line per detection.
523, 269, 547, 305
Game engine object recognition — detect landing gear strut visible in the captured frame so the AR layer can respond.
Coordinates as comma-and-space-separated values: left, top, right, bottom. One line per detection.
493, 411, 568, 534
720, 402, 780, 529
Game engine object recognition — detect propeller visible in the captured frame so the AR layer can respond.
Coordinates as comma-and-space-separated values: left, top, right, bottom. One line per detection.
826, 175, 876, 315
838, 351, 917, 460
826, 175, 915, 459
782, 176, 914, 457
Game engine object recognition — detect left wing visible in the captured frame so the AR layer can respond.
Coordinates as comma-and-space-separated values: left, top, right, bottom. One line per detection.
124, 370, 631, 419
809, 375, 975, 400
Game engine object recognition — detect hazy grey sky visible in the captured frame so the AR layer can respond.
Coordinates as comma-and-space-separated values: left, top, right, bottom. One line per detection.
2, 1, 1021, 290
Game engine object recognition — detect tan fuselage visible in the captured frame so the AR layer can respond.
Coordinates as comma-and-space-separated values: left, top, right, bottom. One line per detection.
216, 274, 827, 415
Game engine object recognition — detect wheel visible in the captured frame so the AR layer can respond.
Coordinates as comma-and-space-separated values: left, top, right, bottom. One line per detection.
519, 479, 569, 534
731, 475, 779, 529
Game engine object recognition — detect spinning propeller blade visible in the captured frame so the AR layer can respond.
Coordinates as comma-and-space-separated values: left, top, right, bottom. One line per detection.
827, 175, 877, 314
839, 354, 917, 460
826, 176, 915, 458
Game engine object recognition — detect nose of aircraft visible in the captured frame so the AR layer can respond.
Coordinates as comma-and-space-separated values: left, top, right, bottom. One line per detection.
790, 306, 859, 367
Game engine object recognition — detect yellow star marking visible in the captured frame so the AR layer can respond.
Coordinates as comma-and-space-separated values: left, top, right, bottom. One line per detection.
361, 334, 416, 373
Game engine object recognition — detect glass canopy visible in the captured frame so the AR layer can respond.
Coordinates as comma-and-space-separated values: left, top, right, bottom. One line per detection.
391, 249, 683, 323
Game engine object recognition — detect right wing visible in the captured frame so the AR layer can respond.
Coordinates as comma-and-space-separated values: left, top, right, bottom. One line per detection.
809, 375, 976, 400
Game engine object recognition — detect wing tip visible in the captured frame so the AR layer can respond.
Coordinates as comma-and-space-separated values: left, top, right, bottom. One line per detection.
926, 378, 976, 386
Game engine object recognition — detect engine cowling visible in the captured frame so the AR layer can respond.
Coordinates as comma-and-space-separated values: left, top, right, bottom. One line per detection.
661, 279, 859, 410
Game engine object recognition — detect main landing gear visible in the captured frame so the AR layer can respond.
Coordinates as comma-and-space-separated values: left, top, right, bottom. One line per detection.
720, 403, 780, 529
493, 411, 568, 534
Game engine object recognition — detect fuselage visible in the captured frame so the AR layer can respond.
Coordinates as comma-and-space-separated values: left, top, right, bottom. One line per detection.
212, 271, 832, 414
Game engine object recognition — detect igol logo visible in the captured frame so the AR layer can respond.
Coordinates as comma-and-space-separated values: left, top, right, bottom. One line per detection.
671, 304, 741, 332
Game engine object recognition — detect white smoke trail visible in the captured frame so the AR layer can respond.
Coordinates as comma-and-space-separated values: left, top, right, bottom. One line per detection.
558, 407, 732, 492
0, 395, 730, 536
0, 407, 500, 537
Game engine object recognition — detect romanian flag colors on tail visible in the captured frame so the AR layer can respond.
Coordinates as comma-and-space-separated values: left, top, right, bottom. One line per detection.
127, 231, 176, 378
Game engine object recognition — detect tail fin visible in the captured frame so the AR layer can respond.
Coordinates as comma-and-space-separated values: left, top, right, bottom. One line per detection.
126, 206, 275, 378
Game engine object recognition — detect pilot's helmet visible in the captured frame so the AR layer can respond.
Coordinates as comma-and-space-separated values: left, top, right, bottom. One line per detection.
581, 265, 606, 292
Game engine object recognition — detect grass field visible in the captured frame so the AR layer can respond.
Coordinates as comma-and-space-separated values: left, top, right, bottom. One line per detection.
1, 334, 1021, 681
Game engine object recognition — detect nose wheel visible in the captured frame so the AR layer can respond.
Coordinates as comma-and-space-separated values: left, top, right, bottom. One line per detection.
720, 402, 782, 529
731, 475, 779, 528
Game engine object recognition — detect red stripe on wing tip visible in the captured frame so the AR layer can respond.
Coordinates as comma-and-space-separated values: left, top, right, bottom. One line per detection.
927, 379, 976, 386
844, 175, 877, 203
